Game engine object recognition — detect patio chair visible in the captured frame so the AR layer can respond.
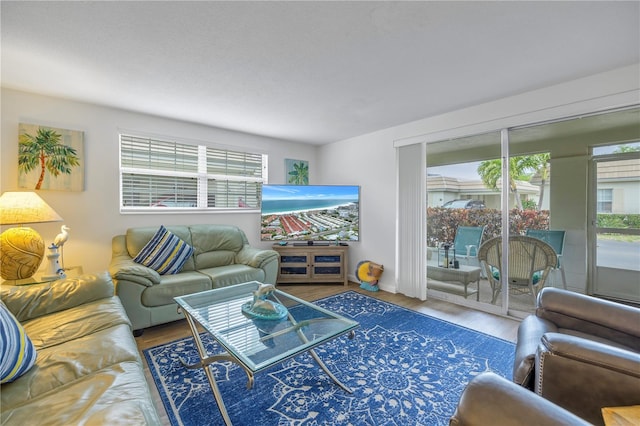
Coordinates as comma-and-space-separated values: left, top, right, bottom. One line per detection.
452, 226, 485, 267
478, 235, 557, 305
525, 229, 567, 289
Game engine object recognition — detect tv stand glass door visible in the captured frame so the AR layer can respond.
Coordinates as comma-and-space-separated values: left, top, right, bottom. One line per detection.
273, 244, 349, 285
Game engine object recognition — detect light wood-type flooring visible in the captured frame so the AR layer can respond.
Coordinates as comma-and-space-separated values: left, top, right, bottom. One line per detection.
135, 282, 521, 425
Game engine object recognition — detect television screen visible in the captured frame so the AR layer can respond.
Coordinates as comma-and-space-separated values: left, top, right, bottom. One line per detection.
260, 185, 360, 242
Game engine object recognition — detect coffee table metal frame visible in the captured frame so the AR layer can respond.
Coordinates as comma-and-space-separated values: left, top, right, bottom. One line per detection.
174, 281, 359, 425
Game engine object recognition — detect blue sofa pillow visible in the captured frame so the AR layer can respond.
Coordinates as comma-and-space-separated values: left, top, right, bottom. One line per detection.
133, 225, 195, 275
0, 301, 37, 383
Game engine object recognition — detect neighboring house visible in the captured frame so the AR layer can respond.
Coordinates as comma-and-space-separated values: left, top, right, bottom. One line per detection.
596, 159, 640, 214
427, 175, 540, 210
430, 158, 640, 214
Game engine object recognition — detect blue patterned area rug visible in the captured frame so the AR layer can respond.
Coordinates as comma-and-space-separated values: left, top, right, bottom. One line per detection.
144, 291, 514, 426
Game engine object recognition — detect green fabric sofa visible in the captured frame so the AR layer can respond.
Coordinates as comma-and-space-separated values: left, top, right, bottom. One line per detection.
0, 272, 160, 425
110, 224, 279, 333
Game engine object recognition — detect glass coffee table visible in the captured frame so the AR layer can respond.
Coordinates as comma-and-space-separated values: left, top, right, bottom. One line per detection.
174, 281, 359, 425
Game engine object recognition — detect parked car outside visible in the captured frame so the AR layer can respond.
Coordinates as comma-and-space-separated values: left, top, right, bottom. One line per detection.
442, 199, 486, 209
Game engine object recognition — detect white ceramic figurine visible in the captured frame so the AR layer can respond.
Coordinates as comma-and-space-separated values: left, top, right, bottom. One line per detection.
251, 284, 278, 313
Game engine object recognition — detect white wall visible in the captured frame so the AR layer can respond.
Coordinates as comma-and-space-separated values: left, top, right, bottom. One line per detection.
317, 128, 398, 288
3, 65, 638, 292
319, 64, 640, 294
1, 88, 318, 274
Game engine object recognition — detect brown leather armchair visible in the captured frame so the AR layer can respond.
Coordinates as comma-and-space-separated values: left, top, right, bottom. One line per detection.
513, 287, 640, 425
450, 372, 590, 426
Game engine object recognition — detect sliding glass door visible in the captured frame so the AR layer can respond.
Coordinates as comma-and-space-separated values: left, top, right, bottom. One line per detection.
425, 131, 507, 314
423, 107, 639, 318
425, 133, 555, 316
591, 145, 640, 303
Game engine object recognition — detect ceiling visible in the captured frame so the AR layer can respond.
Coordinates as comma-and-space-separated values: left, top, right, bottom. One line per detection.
2, 1, 639, 145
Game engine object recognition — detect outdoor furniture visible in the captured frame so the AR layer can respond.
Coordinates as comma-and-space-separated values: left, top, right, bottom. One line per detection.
453, 226, 485, 267
477, 235, 557, 305
426, 263, 481, 300
525, 229, 567, 289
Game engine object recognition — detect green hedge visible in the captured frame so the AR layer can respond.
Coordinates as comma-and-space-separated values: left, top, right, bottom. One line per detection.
426, 208, 549, 247
427, 210, 640, 247
597, 213, 640, 228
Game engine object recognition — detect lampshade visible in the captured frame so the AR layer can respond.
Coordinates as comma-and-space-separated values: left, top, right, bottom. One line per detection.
0, 192, 63, 225
0, 192, 63, 280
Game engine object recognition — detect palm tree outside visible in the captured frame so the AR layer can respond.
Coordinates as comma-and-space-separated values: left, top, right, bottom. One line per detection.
19, 127, 80, 190
477, 154, 549, 210
529, 153, 550, 210
477, 158, 526, 210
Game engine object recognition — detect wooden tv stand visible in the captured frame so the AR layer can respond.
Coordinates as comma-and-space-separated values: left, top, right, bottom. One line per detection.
272, 243, 349, 286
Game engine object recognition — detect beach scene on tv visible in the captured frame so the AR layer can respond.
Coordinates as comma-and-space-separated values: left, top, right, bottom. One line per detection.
261, 185, 360, 242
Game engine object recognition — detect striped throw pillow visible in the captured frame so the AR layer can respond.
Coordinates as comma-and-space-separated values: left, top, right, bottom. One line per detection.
133, 225, 194, 275
1, 302, 37, 384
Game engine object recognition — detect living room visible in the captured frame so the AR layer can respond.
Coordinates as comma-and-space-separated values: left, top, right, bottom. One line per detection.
1, 2, 639, 425
1, 2, 638, 295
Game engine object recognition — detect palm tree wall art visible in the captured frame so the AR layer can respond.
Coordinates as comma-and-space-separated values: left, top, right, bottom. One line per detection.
18, 124, 83, 191
285, 158, 309, 185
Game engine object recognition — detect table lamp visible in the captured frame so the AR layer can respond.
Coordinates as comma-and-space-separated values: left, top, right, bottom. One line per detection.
0, 192, 63, 280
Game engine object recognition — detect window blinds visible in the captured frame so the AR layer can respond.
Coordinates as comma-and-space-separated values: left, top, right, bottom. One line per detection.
120, 134, 266, 210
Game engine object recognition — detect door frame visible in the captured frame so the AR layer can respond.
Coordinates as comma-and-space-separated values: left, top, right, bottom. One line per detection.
588, 149, 640, 302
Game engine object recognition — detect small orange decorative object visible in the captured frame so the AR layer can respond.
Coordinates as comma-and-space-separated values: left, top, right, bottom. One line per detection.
0, 227, 45, 280
356, 260, 384, 292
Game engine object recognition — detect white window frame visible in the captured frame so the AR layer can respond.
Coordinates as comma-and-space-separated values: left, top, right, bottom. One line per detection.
119, 133, 268, 213
597, 188, 613, 213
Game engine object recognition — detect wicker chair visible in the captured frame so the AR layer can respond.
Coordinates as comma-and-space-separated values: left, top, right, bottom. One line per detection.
525, 229, 567, 289
477, 235, 557, 305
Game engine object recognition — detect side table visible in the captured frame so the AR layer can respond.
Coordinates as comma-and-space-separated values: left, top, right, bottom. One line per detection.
1, 265, 84, 286
427, 263, 481, 300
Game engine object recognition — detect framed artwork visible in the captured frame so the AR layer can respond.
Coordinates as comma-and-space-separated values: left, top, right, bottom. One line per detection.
18, 123, 84, 191
285, 159, 309, 185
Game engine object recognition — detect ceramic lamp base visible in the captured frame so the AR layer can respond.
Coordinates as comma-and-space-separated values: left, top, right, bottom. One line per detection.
0, 227, 45, 280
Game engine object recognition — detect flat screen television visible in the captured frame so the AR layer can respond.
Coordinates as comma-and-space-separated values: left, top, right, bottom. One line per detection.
260, 184, 360, 243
